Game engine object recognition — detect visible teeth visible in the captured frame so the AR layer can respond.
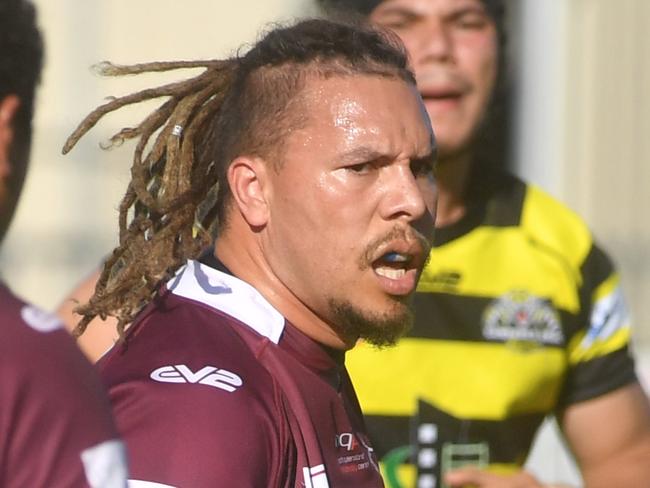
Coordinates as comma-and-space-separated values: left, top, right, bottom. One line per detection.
376, 267, 406, 279
384, 252, 409, 263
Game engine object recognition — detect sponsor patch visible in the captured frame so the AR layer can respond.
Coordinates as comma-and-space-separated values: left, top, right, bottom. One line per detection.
581, 284, 629, 350
428, 271, 462, 290
335, 432, 379, 475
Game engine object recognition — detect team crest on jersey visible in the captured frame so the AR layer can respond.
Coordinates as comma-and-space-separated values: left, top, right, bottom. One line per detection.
482, 290, 564, 346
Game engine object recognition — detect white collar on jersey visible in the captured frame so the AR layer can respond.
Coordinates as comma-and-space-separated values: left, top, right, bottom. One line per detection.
166, 260, 285, 344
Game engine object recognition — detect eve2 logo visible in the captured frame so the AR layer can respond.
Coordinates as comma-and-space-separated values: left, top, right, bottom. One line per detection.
150, 364, 243, 392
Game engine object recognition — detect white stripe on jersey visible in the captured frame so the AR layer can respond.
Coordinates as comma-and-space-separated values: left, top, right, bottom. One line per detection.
168, 260, 285, 344
128, 481, 175, 488
81, 438, 128, 488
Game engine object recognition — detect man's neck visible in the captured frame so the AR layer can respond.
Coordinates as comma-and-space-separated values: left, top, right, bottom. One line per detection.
215, 228, 353, 351
434, 150, 474, 228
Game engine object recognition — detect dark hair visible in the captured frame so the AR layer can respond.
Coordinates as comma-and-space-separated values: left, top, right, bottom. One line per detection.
63, 18, 416, 337
0, 0, 43, 235
210, 19, 415, 225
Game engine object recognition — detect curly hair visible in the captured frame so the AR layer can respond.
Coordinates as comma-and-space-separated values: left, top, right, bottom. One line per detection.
63, 18, 416, 338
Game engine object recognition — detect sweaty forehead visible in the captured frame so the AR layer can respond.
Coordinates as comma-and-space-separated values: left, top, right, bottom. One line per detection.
296, 75, 433, 158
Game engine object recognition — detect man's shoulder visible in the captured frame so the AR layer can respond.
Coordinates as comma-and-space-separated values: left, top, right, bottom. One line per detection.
521, 182, 587, 228
101, 298, 290, 486
0, 285, 113, 413
514, 179, 594, 267
104, 289, 273, 369
101, 292, 280, 416
0, 286, 128, 486
0, 284, 78, 364
99, 260, 286, 387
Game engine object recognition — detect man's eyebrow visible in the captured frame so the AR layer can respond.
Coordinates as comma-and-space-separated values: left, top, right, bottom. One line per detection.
336, 146, 390, 164
376, 6, 421, 18
411, 149, 437, 169
336, 146, 437, 166
448, 5, 490, 20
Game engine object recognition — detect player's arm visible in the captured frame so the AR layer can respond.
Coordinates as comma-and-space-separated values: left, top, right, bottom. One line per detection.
559, 381, 650, 487
112, 378, 286, 487
557, 242, 650, 486
57, 268, 119, 362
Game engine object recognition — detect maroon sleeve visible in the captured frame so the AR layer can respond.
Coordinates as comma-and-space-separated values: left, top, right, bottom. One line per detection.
0, 293, 128, 487
97, 301, 296, 488
106, 370, 293, 487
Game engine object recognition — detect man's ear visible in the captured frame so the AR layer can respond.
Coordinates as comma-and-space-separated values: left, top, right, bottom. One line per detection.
0, 95, 21, 172
226, 156, 271, 228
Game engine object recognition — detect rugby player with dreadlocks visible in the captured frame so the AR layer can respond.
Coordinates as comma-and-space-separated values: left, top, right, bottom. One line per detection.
0, 0, 127, 485
319, 1, 650, 487
62, 18, 437, 486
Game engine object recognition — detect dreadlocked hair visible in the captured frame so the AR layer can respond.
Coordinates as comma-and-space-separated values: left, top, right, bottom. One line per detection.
62, 18, 415, 339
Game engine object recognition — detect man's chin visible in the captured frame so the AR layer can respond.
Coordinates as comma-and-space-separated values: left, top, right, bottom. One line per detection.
328, 298, 414, 348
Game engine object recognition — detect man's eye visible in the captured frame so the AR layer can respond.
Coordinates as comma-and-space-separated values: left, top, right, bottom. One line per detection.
374, 12, 418, 30
381, 19, 411, 30
454, 12, 490, 30
346, 162, 373, 174
411, 160, 434, 177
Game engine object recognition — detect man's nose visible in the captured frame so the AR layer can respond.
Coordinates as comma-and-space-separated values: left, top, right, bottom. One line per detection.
381, 165, 429, 222
413, 18, 454, 65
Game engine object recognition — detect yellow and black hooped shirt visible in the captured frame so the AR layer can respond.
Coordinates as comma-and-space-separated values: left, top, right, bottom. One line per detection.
347, 171, 637, 488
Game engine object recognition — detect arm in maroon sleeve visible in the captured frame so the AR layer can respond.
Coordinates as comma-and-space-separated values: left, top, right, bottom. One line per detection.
107, 369, 294, 487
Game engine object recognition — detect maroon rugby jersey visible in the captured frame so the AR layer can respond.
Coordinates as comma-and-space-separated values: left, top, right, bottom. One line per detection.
0, 283, 128, 487
99, 259, 384, 487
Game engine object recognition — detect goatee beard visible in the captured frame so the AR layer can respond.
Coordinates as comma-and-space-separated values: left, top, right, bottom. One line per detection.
328, 298, 414, 348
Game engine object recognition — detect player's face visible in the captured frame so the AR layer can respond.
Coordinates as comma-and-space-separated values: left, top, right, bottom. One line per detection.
265, 75, 437, 346
371, 0, 498, 158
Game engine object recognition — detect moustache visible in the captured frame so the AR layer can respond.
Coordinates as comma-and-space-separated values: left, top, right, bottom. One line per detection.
359, 225, 432, 270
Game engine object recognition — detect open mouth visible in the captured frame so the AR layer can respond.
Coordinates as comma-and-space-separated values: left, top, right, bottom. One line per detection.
374, 252, 412, 280
370, 248, 425, 297
364, 227, 431, 296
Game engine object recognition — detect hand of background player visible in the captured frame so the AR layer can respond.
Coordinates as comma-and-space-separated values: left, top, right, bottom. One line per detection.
444, 467, 575, 488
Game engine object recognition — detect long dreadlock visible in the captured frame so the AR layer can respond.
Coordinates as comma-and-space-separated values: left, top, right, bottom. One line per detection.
63, 18, 415, 339
63, 59, 236, 338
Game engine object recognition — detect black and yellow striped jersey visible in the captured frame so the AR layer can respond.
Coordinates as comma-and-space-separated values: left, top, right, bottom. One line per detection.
347, 172, 637, 488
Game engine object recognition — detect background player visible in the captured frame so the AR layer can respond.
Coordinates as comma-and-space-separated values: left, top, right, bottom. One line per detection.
0, 0, 128, 485
318, 0, 650, 487
61, 19, 437, 486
